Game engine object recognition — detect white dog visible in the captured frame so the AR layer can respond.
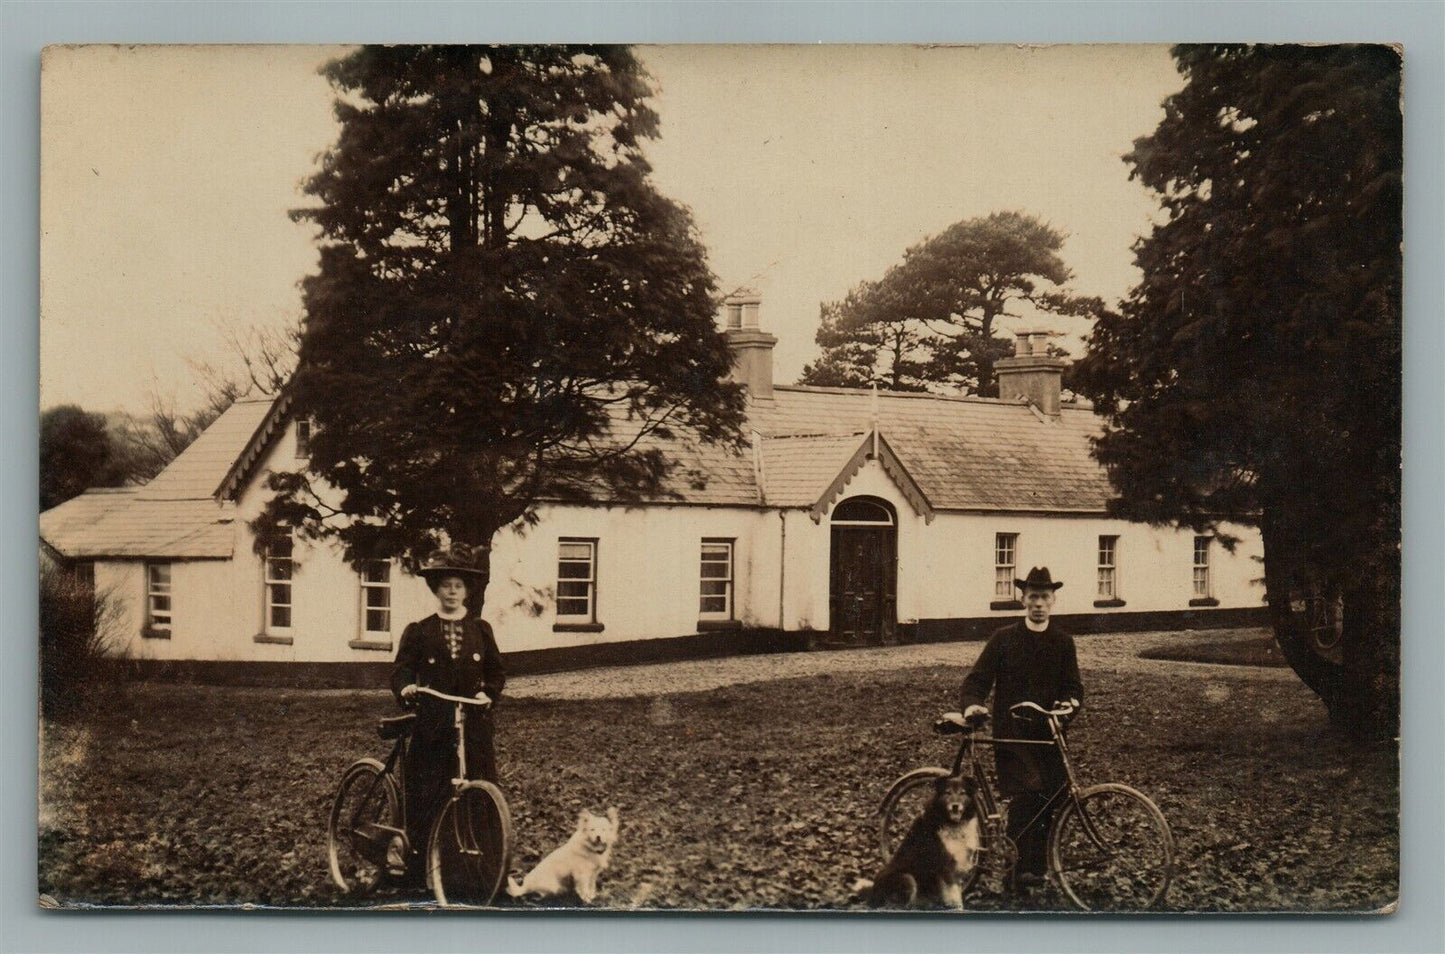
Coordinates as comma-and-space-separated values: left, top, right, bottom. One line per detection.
507, 807, 620, 905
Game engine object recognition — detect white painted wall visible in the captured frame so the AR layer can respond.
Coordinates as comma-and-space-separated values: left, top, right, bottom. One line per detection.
101, 558, 241, 661
486, 503, 777, 653
900, 512, 1263, 621
88, 422, 1265, 664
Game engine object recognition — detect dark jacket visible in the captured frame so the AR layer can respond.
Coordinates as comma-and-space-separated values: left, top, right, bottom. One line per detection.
390, 614, 506, 737
959, 620, 1083, 796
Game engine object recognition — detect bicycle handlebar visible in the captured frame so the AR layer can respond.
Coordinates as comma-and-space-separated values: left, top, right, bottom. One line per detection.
1009, 700, 1075, 718
935, 701, 1073, 728
413, 685, 492, 707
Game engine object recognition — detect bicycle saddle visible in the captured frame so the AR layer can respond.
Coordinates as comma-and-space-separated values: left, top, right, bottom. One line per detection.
377, 713, 417, 740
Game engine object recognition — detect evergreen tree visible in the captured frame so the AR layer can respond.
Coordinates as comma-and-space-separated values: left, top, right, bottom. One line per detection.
40, 405, 128, 510
1073, 44, 1402, 738
799, 289, 932, 391
801, 212, 1100, 395
258, 46, 745, 572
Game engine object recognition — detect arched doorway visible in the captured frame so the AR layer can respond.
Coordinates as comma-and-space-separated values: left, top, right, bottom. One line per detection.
828, 496, 898, 647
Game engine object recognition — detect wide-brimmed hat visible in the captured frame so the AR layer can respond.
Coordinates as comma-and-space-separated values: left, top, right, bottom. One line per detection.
418, 543, 490, 589
1015, 566, 1064, 591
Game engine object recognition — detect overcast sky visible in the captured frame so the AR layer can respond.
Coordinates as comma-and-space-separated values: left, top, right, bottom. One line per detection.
40, 44, 1183, 415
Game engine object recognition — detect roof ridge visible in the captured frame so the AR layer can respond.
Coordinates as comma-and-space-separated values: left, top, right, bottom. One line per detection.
772, 383, 1096, 413
133, 492, 228, 502
773, 384, 1018, 407
763, 431, 867, 441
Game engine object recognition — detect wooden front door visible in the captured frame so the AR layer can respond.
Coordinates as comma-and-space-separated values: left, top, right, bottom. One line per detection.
829, 525, 897, 646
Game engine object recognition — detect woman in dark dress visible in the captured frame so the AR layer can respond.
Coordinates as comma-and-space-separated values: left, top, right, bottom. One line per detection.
388, 544, 506, 878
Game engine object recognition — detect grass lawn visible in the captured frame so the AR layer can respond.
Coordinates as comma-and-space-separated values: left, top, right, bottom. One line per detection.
1139, 634, 1291, 668
39, 656, 1397, 912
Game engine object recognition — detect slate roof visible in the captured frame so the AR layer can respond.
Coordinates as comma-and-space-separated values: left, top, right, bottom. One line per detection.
40, 490, 235, 559
39, 382, 1116, 559
544, 384, 1112, 512
38, 397, 274, 559
139, 399, 275, 500
758, 432, 867, 507
750, 386, 1113, 513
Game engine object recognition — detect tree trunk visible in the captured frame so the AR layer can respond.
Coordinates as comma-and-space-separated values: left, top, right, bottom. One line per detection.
976, 306, 999, 397
1260, 509, 1399, 740
1335, 548, 1401, 738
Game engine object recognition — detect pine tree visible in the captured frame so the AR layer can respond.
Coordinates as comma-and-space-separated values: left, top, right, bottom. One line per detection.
258, 46, 745, 572
1073, 44, 1402, 738
801, 212, 1100, 395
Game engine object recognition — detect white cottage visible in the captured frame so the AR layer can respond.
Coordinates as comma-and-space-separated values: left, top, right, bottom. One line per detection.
41, 300, 1265, 685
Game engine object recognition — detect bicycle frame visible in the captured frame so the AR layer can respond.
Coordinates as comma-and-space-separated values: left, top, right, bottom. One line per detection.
948, 712, 1111, 859
883, 705, 1175, 909
413, 685, 492, 790
348, 687, 490, 858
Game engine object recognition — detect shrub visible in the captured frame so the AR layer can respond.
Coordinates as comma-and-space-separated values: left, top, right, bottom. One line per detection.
39, 564, 126, 718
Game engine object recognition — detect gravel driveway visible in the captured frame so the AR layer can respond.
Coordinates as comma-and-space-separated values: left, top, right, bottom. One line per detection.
506, 627, 1289, 701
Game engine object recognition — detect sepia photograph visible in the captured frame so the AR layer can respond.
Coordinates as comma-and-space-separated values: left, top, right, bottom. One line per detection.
37, 41, 1401, 915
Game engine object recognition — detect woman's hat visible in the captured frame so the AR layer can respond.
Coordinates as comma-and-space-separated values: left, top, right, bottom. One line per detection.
1015, 566, 1064, 591
418, 543, 490, 588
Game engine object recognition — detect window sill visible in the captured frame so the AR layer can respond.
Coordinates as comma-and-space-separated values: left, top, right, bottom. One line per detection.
696, 619, 742, 632
989, 600, 1023, 611
254, 633, 294, 645
1189, 597, 1220, 607
1093, 598, 1127, 608
349, 639, 394, 652
141, 627, 171, 640
553, 622, 604, 634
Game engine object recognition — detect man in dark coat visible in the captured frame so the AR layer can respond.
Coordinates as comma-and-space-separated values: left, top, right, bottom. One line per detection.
390, 544, 506, 877
959, 566, 1082, 891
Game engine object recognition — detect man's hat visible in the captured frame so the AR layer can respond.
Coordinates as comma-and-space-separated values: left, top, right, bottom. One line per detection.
418, 543, 490, 588
1015, 566, 1064, 591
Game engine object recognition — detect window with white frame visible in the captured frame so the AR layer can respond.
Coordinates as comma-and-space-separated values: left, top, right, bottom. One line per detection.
1097, 535, 1119, 599
994, 533, 1018, 598
699, 539, 735, 620
359, 560, 392, 636
1193, 536, 1212, 598
295, 418, 312, 459
264, 537, 295, 631
146, 562, 172, 633
556, 539, 597, 622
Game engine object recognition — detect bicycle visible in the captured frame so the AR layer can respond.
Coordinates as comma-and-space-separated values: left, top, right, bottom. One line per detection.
878, 701, 1175, 911
327, 685, 513, 907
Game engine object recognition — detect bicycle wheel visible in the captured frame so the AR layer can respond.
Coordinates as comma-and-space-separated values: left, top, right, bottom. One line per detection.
1048, 783, 1175, 911
428, 780, 513, 907
328, 758, 401, 894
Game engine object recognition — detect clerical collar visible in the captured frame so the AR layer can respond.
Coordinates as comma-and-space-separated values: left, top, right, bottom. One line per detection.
437, 607, 467, 621
1024, 618, 1050, 633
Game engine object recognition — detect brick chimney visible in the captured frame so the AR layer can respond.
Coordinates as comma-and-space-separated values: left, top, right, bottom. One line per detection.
723, 288, 776, 399
995, 330, 1067, 417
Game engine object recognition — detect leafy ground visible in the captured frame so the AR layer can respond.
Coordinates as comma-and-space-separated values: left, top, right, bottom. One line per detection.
1139, 634, 1290, 668
39, 643, 1397, 913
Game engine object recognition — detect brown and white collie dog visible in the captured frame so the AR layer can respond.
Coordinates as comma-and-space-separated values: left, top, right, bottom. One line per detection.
856, 777, 981, 909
